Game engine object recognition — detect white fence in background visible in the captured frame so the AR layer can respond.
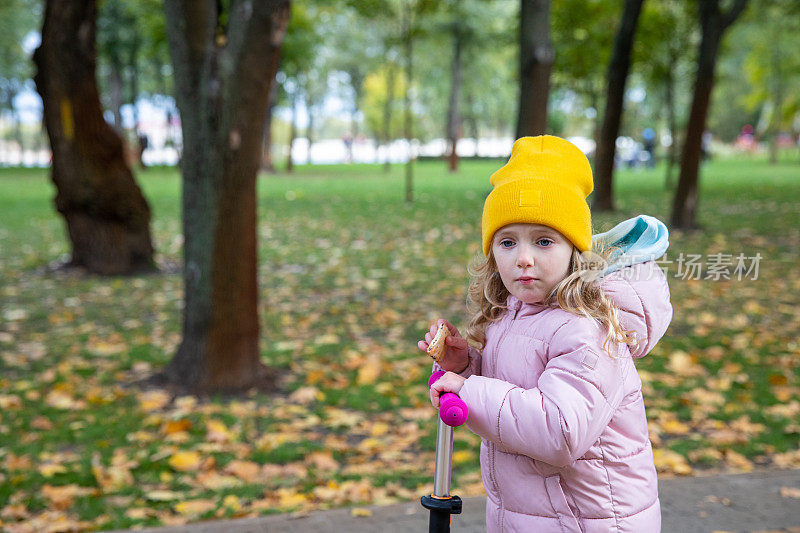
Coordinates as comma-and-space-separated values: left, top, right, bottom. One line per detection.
0, 136, 598, 168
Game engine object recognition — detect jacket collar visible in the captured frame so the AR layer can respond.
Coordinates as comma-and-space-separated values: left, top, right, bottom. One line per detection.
507, 295, 551, 316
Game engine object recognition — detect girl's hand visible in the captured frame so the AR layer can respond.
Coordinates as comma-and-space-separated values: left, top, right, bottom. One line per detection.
429, 371, 466, 408
418, 319, 470, 373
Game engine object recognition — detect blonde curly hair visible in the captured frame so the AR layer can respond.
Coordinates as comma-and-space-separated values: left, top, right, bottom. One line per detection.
465, 239, 640, 357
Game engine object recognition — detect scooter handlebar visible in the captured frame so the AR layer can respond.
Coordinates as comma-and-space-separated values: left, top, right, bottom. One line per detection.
428, 371, 469, 427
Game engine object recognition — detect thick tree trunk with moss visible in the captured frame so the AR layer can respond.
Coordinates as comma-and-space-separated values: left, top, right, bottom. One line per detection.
163, 0, 289, 393
33, 0, 154, 275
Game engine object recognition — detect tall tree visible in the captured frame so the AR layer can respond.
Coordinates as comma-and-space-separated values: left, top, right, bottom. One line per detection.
325, 6, 383, 164
671, 0, 748, 230
738, 1, 800, 164
162, 0, 290, 393
636, 0, 695, 190
280, 0, 321, 172
402, 0, 416, 203
515, 0, 553, 138
33, 0, 155, 275
437, 0, 497, 172
445, 17, 463, 172
97, 1, 137, 134
592, 0, 646, 212
0, 0, 39, 152
551, 0, 617, 142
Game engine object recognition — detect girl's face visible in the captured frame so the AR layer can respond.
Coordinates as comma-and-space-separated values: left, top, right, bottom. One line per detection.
492, 223, 574, 305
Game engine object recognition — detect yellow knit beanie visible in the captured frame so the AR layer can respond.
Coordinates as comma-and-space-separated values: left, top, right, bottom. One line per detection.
481, 135, 593, 255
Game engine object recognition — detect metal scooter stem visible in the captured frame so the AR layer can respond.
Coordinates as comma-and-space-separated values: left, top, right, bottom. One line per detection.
421, 371, 466, 532
433, 418, 454, 497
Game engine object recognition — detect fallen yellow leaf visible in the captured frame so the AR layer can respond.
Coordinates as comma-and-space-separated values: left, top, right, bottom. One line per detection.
653, 449, 693, 475
224, 460, 260, 482
168, 451, 202, 472
196, 471, 242, 490
780, 486, 800, 499
92, 454, 133, 492
370, 422, 389, 436
276, 488, 307, 508
206, 419, 234, 443
289, 386, 322, 405
45, 389, 85, 410
660, 418, 691, 435
162, 419, 192, 435
221, 494, 242, 511
174, 499, 216, 517
38, 462, 68, 478
723, 450, 753, 471
351, 507, 372, 517
146, 490, 183, 501
357, 364, 380, 385
307, 451, 339, 471
42, 484, 94, 510
138, 390, 171, 412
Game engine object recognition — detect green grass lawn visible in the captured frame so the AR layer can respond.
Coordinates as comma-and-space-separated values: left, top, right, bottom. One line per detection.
1, 155, 799, 530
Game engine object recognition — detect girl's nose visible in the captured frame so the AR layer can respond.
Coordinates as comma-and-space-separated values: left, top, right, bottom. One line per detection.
516, 246, 534, 268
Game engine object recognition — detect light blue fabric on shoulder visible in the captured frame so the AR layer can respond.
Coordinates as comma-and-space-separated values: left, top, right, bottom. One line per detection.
591, 214, 670, 277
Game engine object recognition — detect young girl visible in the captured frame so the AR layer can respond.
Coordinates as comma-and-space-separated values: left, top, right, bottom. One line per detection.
419, 135, 673, 532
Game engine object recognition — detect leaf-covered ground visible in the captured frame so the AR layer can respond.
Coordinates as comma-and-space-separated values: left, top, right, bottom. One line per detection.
1, 157, 799, 531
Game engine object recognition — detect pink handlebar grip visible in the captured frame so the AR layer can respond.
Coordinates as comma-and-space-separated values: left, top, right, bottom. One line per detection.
428, 371, 469, 427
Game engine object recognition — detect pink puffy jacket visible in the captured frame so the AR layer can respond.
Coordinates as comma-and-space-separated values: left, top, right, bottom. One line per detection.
456, 261, 673, 532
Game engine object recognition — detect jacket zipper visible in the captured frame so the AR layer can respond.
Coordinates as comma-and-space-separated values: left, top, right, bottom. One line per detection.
489, 306, 518, 531
491, 306, 518, 377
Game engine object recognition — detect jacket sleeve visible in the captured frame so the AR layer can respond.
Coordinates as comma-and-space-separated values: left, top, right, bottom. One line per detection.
432, 346, 482, 378
458, 317, 628, 467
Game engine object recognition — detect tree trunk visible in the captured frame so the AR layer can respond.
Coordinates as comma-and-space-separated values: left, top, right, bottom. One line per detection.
768, 35, 783, 165
664, 56, 677, 190
13, 107, 25, 158
109, 60, 124, 134
515, 0, 553, 138
287, 91, 296, 172
306, 108, 314, 166
383, 63, 395, 173
32, 0, 154, 275
261, 81, 278, 172
588, 84, 600, 156
128, 36, 145, 168
403, 4, 414, 203
163, 0, 289, 393
347, 68, 363, 165
446, 25, 463, 173
671, 0, 748, 230
465, 90, 479, 142
592, 0, 645, 213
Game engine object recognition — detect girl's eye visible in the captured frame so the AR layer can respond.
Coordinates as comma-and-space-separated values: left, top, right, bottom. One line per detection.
537, 239, 553, 247
499, 239, 515, 248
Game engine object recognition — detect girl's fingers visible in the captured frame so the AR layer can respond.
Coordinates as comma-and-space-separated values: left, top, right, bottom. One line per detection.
418, 340, 428, 351
445, 335, 467, 349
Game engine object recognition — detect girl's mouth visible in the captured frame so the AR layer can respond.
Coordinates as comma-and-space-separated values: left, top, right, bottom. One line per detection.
517, 276, 537, 285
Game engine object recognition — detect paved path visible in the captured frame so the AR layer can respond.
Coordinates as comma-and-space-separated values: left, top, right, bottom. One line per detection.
112, 469, 800, 532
